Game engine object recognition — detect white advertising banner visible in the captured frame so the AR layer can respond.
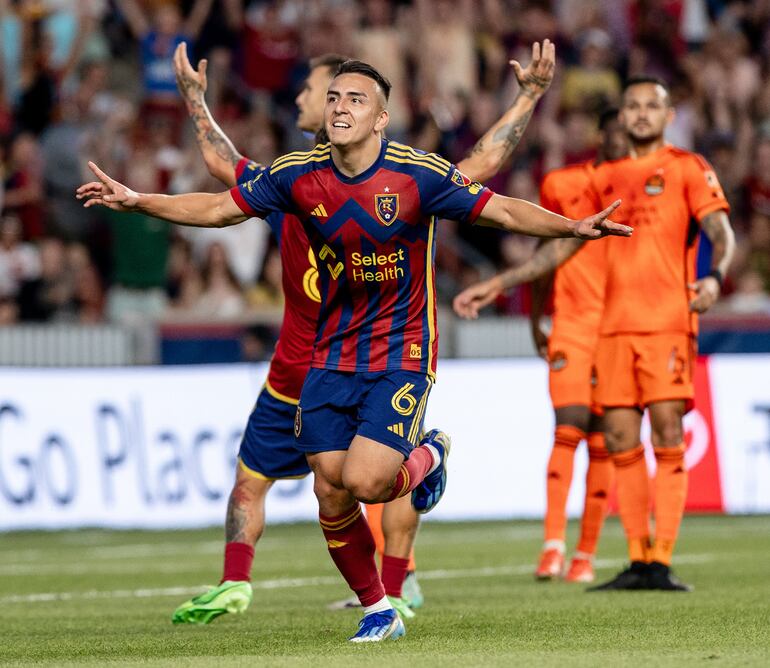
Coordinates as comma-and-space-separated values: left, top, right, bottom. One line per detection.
708, 355, 770, 513
1, 356, 766, 529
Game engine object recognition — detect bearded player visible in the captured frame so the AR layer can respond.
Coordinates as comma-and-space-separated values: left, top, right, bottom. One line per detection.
77, 58, 629, 640
167, 41, 557, 623
453, 108, 628, 583
586, 77, 735, 591
456, 77, 735, 591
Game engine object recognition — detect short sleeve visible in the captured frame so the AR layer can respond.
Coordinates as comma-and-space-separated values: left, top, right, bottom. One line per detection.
229, 161, 295, 218
683, 154, 730, 221
235, 158, 265, 186
419, 166, 494, 223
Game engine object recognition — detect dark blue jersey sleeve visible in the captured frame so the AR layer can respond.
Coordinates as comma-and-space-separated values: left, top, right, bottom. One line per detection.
419, 165, 494, 223
229, 159, 295, 218
235, 158, 266, 186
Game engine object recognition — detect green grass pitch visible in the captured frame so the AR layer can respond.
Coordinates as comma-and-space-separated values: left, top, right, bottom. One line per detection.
1, 515, 769, 667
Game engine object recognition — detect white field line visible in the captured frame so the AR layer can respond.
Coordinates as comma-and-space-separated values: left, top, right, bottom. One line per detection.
0, 526, 546, 563
0, 553, 714, 605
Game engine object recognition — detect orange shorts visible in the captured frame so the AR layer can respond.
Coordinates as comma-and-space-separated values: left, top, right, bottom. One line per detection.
547, 334, 599, 411
594, 332, 696, 409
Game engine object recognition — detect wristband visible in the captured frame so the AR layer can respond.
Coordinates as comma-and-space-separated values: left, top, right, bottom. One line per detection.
708, 269, 724, 288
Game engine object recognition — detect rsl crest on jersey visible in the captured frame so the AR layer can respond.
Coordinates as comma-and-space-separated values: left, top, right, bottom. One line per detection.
375, 193, 399, 225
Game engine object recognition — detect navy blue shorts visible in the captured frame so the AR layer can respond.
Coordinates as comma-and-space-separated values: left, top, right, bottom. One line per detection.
294, 368, 433, 459
238, 385, 310, 480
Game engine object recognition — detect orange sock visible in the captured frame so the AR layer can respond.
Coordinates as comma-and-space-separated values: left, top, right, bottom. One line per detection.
544, 424, 585, 543
365, 503, 385, 559
365, 502, 417, 571
612, 445, 652, 563
652, 443, 688, 566
575, 432, 613, 556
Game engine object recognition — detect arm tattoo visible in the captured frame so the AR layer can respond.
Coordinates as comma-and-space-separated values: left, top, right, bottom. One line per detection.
470, 93, 535, 162
700, 210, 732, 272
501, 238, 580, 289
187, 96, 241, 169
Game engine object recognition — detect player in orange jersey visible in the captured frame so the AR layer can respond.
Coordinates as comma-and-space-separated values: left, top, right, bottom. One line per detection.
456, 77, 735, 590
453, 109, 628, 583
586, 77, 735, 591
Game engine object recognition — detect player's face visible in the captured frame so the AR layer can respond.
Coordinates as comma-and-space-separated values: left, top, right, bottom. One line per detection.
600, 118, 629, 161
295, 66, 334, 133
620, 83, 674, 144
324, 73, 389, 148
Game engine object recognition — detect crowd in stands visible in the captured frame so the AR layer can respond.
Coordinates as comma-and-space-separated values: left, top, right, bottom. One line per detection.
1, 0, 770, 338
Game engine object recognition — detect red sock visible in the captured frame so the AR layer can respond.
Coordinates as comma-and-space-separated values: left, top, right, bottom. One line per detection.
221, 542, 254, 583
381, 554, 410, 598
382, 446, 435, 502
320, 504, 384, 607
544, 425, 584, 543
576, 432, 613, 556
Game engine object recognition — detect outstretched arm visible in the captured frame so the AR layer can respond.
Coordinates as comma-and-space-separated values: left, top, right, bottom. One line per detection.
475, 194, 627, 239
457, 40, 555, 183
174, 42, 247, 187
689, 209, 736, 313
453, 237, 582, 319
76, 162, 248, 228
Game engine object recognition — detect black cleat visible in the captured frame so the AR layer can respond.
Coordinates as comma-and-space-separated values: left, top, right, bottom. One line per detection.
646, 561, 693, 591
586, 561, 649, 591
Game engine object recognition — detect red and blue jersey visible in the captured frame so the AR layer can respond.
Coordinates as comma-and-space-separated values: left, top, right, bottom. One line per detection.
231, 140, 493, 378
235, 159, 320, 403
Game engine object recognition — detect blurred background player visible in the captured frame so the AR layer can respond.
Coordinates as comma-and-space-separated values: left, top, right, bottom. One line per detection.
586, 77, 735, 591
75, 59, 628, 641
169, 40, 556, 623
454, 77, 736, 590
453, 108, 628, 583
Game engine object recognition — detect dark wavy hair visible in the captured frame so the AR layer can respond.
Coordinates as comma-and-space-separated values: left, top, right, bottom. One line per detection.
332, 60, 392, 102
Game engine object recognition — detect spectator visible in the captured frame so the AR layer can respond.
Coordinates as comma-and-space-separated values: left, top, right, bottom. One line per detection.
188, 241, 245, 319
17, 236, 77, 321
0, 214, 40, 299
3, 132, 45, 240
117, 0, 214, 129
560, 28, 621, 113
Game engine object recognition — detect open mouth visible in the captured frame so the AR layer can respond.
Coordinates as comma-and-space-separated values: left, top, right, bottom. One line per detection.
332, 121, 351, 129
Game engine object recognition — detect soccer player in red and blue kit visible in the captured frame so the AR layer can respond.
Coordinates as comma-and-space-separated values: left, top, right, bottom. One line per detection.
168, 42, 557, 623
77, 60, 630, 641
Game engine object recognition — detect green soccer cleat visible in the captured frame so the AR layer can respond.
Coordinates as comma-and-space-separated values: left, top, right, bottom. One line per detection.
387, 595, 416, 619
401, 571, 424, 609
171, 580, 253, 624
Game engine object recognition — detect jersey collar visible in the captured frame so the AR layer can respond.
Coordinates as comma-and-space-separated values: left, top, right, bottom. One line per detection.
329, 138, 387, 185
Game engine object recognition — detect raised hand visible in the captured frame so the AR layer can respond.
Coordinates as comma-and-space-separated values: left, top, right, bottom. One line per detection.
452, 276, 504, 320
75, 162, 139, 212
511, 39, 556, 99
174, 41, 208, 101
572, 200, 631, 239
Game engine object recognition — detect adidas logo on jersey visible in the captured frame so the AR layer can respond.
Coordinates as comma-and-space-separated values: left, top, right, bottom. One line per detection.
312, 203, 328, 217
387, 423, 404, 437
